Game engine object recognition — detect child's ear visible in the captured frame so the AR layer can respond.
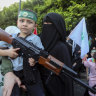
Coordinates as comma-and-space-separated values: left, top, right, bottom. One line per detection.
34, 24, 38, 29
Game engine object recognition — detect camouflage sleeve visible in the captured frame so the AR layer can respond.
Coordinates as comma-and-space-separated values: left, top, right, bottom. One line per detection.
1, 56, 13, 76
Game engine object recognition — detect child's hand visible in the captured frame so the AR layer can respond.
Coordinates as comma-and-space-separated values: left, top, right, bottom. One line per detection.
82, 54, 88, 62
29, 58, 36, 66
7, 47, 20, 58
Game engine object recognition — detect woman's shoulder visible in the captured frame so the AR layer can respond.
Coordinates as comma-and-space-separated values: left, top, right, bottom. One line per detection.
54, 41, 71, 55
55, 41, 68, 49
52, 41, 69, 55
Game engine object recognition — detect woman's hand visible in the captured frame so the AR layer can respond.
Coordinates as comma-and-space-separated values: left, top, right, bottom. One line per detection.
3, 72, 21, 96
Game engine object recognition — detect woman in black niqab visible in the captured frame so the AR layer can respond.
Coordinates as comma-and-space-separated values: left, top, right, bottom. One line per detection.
40, 13, 66, 52
40, 13, 73, 96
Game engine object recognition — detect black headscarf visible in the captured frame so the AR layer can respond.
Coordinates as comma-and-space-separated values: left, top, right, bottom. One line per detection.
40, 13, 66, 52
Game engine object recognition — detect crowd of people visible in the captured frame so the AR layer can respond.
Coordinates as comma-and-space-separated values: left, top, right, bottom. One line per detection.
0, 9, 96, 96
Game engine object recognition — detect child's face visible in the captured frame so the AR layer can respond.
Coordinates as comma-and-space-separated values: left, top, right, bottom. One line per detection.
17, 18, 36, 36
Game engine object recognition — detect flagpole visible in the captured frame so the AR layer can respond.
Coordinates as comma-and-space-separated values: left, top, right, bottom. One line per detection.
18, 0, 21, 15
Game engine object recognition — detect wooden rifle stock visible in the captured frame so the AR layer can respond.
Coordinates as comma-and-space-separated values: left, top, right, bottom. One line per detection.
38, 54, 77, 76
39, 55, 63, 75
0, 28, 13, 44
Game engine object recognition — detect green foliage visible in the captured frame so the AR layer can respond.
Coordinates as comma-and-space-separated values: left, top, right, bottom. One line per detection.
0, 2, 19, 29
0, 0, 96, 35
63, 1, 86, 30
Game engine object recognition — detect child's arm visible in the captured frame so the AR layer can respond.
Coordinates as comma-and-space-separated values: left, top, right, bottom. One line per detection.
82, 54, 90, 67
82, 54, 88, 63
0, 48, 20, 58
0, 48, 20, 75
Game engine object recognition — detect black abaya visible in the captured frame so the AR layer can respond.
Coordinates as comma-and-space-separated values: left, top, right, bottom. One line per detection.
39, 41, 73, 96
47, 41, 73, 96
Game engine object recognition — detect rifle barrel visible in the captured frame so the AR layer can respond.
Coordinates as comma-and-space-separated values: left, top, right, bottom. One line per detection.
62, 71, 96, 94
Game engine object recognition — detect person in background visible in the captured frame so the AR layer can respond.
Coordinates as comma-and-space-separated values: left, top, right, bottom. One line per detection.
83, 50, 96, 96
89, 37, 96, 57
87, 49, 96, 79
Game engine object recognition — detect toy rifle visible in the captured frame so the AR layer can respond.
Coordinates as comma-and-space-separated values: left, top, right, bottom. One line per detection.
0, 28, 96, 94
